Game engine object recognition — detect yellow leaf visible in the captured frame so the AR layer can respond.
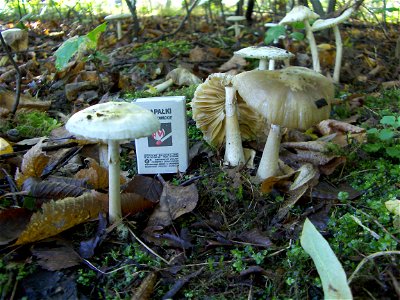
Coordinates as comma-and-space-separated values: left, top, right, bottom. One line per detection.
0, 137, 13, 155
75, 158, 109, 189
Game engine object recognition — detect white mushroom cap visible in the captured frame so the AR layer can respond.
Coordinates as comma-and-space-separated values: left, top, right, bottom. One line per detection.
226, 16, 246, 22
66, 102, 160, 142
232, 67, 334, 130
311, 7, 354, 31
166, 67, 202, 86
1, 28, 29, 52
104, 13, 131, 21
234, 46, 294, 60
279, 5, 320, 25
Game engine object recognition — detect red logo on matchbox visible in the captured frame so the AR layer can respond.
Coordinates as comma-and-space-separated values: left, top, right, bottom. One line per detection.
148, 123, 172, 147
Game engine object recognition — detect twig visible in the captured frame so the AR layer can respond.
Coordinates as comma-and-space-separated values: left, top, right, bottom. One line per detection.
0, 31, 22, 117
348, 250, 400, 284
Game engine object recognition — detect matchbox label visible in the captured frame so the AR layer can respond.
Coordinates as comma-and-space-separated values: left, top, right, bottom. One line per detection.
134, 96, 189, 174
148, 123, 172, 147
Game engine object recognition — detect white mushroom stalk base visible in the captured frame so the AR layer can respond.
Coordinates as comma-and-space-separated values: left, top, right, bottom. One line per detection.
108, 140, 122, 223
305, 22, 321, 73
256, 124, 281, 181
333, 25, 342, 83
148, 78, 174, 94
224, 86, 245, 166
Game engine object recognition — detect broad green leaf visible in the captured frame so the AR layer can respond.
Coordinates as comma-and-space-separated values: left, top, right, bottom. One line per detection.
386, 146, 400, 159
54, 36, 86, 70
86, 22, 107, 49
378, 128, 394, 141
301, 218, 353, 300
264, 25, 286, 44
385, 199, 400, 216
292, 21, 305, 29
367, 128, 379, 134
380, 116, 396, 126
290, 31, 305, 41
363, 143, 382, 152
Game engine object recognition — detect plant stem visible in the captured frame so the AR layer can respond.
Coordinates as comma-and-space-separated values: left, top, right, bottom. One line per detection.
333, 25, 342, 83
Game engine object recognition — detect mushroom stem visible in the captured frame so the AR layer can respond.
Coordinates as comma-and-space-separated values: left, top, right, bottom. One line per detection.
256, 124, 281, 180
116, 21, 122, 40
259, 58, 268, 70
99, 144, 109, 168
268, 59, 275, 70
234, 22, 241, 38
224, 86, 245, 166
108, 139, 122, 223
148, 78, 174, 94
304, 21, 320, 73
332, 25, 342, 83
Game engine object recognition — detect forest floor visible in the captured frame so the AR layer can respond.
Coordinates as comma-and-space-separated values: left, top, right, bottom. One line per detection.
0, 12, 399, 300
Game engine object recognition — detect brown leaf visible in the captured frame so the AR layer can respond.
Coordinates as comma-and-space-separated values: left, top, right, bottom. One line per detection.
290, 163, 318, 191
14, 191, 106, 245
218, 56, 248, 72
15, 139, 50, 187
0, 88, 51, 114
237, 228, 273, 248
74, 158, 109, 189
120, 193, 155, 216
146, 183, 198, 229
189, 46, 216, 62
32, 241, 81, 271
22, 177, 89, 202
0, 208, 32, 245
317, 119, 365, 135
131, 272, 158, 300
271, 185, 309, 225
122, 175, 163, 202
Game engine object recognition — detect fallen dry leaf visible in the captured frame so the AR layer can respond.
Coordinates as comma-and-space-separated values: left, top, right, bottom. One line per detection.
218, 55, 248, 72
146, 183, 198, 229
290, 163, 319, 191
75, 158, 109, 189
0, 208, 33, 245
131, 272, 158, 300
15, 138, 50, 187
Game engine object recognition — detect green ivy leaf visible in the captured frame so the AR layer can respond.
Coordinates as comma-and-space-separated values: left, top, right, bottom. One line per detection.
54, 36, 86, 70
386, 146, 400, 159
380, 116, 396, 126
290, 31, 305, 41
378, 128, 394, 141
86, 22, 107, 49
363, 143, 382, 153
300, 218, 353, 300
264, 25, 286, 44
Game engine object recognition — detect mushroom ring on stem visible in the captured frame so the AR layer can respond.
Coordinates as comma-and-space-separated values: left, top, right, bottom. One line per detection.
66, 101, 160, 223
232, 67, 334, 181
279, 5, 320, 72
191, 73, 265, 166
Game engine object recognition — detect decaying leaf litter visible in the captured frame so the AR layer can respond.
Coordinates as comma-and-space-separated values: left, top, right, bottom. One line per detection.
0, 4, 399, 300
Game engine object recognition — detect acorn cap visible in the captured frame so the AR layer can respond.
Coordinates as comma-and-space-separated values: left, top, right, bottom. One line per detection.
66, 102, 160, 143
279, 5, 320, 25
104, 13, 131, 20
191, 73, 265, 148
232, 67, 334, 130
226, 16, 246, 22
311, 7, 354, 31
234, 46, 294, 60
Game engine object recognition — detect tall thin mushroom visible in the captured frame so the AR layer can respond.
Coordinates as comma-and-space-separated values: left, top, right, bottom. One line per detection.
66, 102, 160, 223
232, 67, 334, 181
280, 6, 321, 72
311, 7, 354, 83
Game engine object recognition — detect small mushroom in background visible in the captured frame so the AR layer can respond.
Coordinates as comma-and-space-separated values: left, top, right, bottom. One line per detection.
104, 13, 131, 40
232, 67, 334, 181
146, 67, 202, 94
311, 7, 354, 83
264, 22, 286, 44
234, 46, 294, 70
279, 6, 321, 72
191, 73, 265, 167
0, 28, 29, 52
226, 16, 246, 39
66, 101, 160, 223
